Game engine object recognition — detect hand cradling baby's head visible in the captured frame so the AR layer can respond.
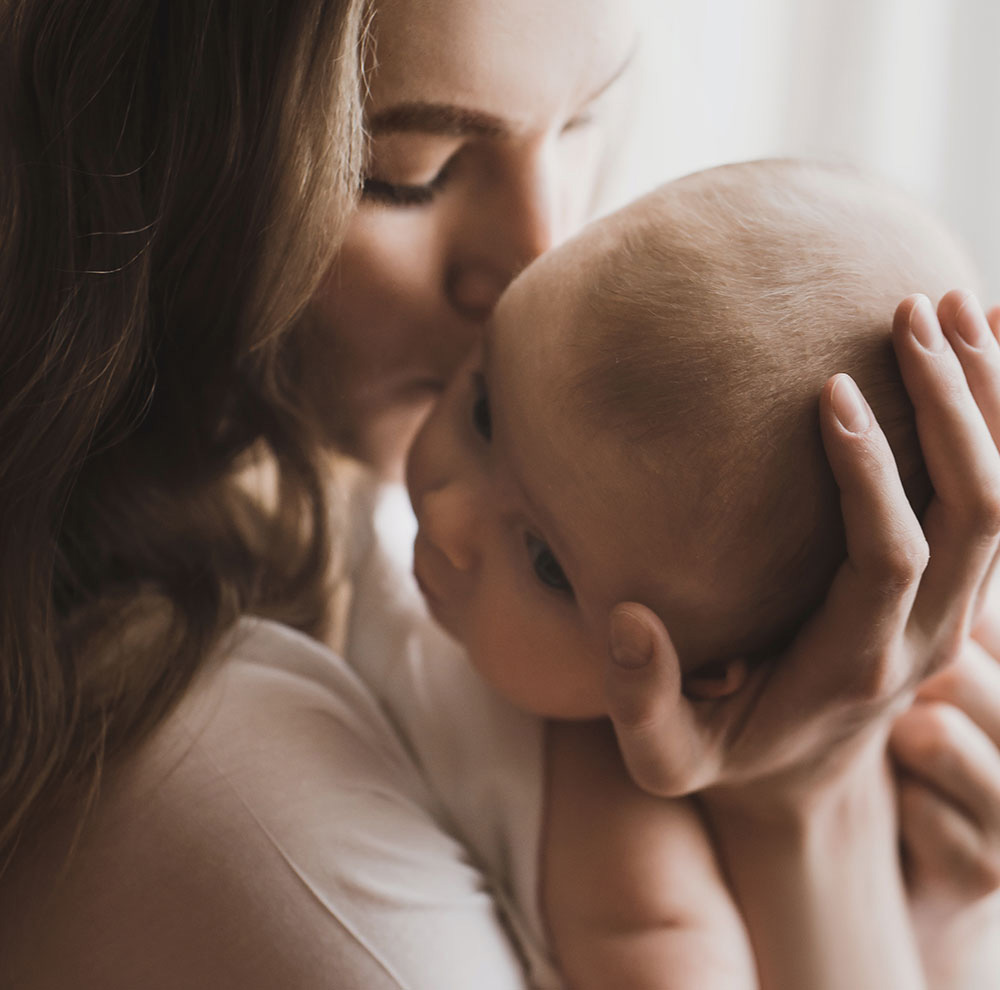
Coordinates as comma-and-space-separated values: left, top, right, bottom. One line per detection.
407, 157, 977, 744
562, 159, 978, 670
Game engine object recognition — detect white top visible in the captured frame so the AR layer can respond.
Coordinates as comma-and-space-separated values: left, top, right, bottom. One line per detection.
0, 487, 559, 988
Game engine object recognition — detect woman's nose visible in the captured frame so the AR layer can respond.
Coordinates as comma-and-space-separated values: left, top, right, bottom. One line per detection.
447, 145, 558, 320
419, 482, 480, 572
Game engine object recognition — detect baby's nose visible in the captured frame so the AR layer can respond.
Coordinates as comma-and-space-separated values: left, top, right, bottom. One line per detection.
419, 483, 479, 572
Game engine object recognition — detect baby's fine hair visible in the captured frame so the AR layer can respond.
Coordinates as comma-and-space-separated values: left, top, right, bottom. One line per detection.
572, 159, 979, 662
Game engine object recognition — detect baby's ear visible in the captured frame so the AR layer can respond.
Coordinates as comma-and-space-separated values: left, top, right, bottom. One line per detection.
683, 657, 749, 700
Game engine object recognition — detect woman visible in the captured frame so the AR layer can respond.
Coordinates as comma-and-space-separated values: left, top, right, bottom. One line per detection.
0, 0, 997, 986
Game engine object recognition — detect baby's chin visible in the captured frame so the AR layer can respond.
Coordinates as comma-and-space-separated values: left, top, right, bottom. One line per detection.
411, 548, 468, 645
413, 570, 459, 635
463, 647, 609, 721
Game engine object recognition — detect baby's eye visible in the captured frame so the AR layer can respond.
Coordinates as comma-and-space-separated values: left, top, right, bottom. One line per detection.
525, 533, 573, 595
471, 373, 492, 441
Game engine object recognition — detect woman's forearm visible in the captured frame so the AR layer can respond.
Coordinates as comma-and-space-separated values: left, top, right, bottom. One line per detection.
701, 743, 925, 990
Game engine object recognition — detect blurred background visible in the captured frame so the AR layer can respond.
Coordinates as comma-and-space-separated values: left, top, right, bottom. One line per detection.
618, 0, 999, 299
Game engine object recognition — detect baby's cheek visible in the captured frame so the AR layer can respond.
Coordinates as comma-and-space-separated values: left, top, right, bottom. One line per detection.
462, 602, 594, 718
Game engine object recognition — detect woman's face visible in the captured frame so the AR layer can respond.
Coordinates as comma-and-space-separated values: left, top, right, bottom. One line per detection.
304, 0, 638, 479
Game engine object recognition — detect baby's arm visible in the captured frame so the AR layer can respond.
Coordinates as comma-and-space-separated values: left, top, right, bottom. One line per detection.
541, 720, 756, 990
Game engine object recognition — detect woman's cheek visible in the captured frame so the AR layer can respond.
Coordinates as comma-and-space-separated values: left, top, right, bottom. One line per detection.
332, 211, 443, 323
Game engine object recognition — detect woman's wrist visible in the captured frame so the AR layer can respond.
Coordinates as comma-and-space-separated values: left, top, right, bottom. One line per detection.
699, 722, 893, 834
699, 740, 926, 990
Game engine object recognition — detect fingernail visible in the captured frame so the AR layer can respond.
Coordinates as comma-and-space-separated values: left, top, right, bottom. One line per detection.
954, 292, 990, 348
610, 607, 654, 669
830, 374, 870, 434
909, 295, 945, 351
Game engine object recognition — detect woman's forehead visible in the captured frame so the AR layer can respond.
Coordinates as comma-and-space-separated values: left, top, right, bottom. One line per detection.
367, 0, 638, 129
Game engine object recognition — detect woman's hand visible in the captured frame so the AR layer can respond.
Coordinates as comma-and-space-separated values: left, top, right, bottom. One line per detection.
599, 292, 1000, 990
890, 595, 1000, 990
887, 299, 1000, 912
601, 292, 1000, 805
892, 634, 1000, 908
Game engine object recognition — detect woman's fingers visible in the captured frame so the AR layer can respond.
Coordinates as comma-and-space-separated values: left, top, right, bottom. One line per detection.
892, 701, 1000, 897
972, 586, 1000, 662
938, 291, 1000, 451
929, 292, 1000, 624
892, 700, 1000, 835
897, 774, 1000, 901
606, 294, 1000, 798
987, 305, 1000, 340
917, 639, 1000, 750
677, 375, 926, 784
604, 604, 708, 796
892, 296, 1000, 655
785, 374, 927, 702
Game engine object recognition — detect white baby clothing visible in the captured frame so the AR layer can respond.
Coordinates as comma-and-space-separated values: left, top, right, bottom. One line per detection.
343, 484, 563, 988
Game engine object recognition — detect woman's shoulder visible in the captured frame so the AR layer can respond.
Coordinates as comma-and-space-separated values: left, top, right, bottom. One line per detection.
0, 618, 528, 990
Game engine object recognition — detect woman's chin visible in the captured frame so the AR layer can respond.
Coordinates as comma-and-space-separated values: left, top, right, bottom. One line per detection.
333, 388, 442, 481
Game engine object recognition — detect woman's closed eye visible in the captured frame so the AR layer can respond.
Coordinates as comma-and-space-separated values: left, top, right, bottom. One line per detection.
525, 532, 573, 595
362, 157, 457, 208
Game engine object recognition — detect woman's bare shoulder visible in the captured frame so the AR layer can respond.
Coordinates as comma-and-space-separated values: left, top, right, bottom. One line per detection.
0, 619, 527, 989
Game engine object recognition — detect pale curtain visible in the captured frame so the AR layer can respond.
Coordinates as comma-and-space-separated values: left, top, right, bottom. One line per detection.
620, 0, 1000, 298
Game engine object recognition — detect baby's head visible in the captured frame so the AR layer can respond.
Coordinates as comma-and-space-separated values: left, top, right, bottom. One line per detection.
406, 159, 976, 725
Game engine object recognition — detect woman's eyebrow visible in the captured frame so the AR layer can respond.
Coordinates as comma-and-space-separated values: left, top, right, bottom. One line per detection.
368, 44, 638, 139
368, 103, 509, 138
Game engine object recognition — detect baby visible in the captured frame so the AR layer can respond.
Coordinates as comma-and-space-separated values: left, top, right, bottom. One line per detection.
403, 159, 976, 987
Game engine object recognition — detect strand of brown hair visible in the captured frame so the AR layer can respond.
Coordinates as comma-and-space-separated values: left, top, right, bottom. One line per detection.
0, 0, 370, 865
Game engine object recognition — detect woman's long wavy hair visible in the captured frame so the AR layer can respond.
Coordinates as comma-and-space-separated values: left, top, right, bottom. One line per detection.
0, 0, 370, 860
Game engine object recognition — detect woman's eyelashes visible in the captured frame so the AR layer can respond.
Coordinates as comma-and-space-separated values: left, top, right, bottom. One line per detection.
362, 106, 596, 210
525, 532, 573, 595
362, 156, 457, 208
471, 373, 492, 440
362, 176, 441, 207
